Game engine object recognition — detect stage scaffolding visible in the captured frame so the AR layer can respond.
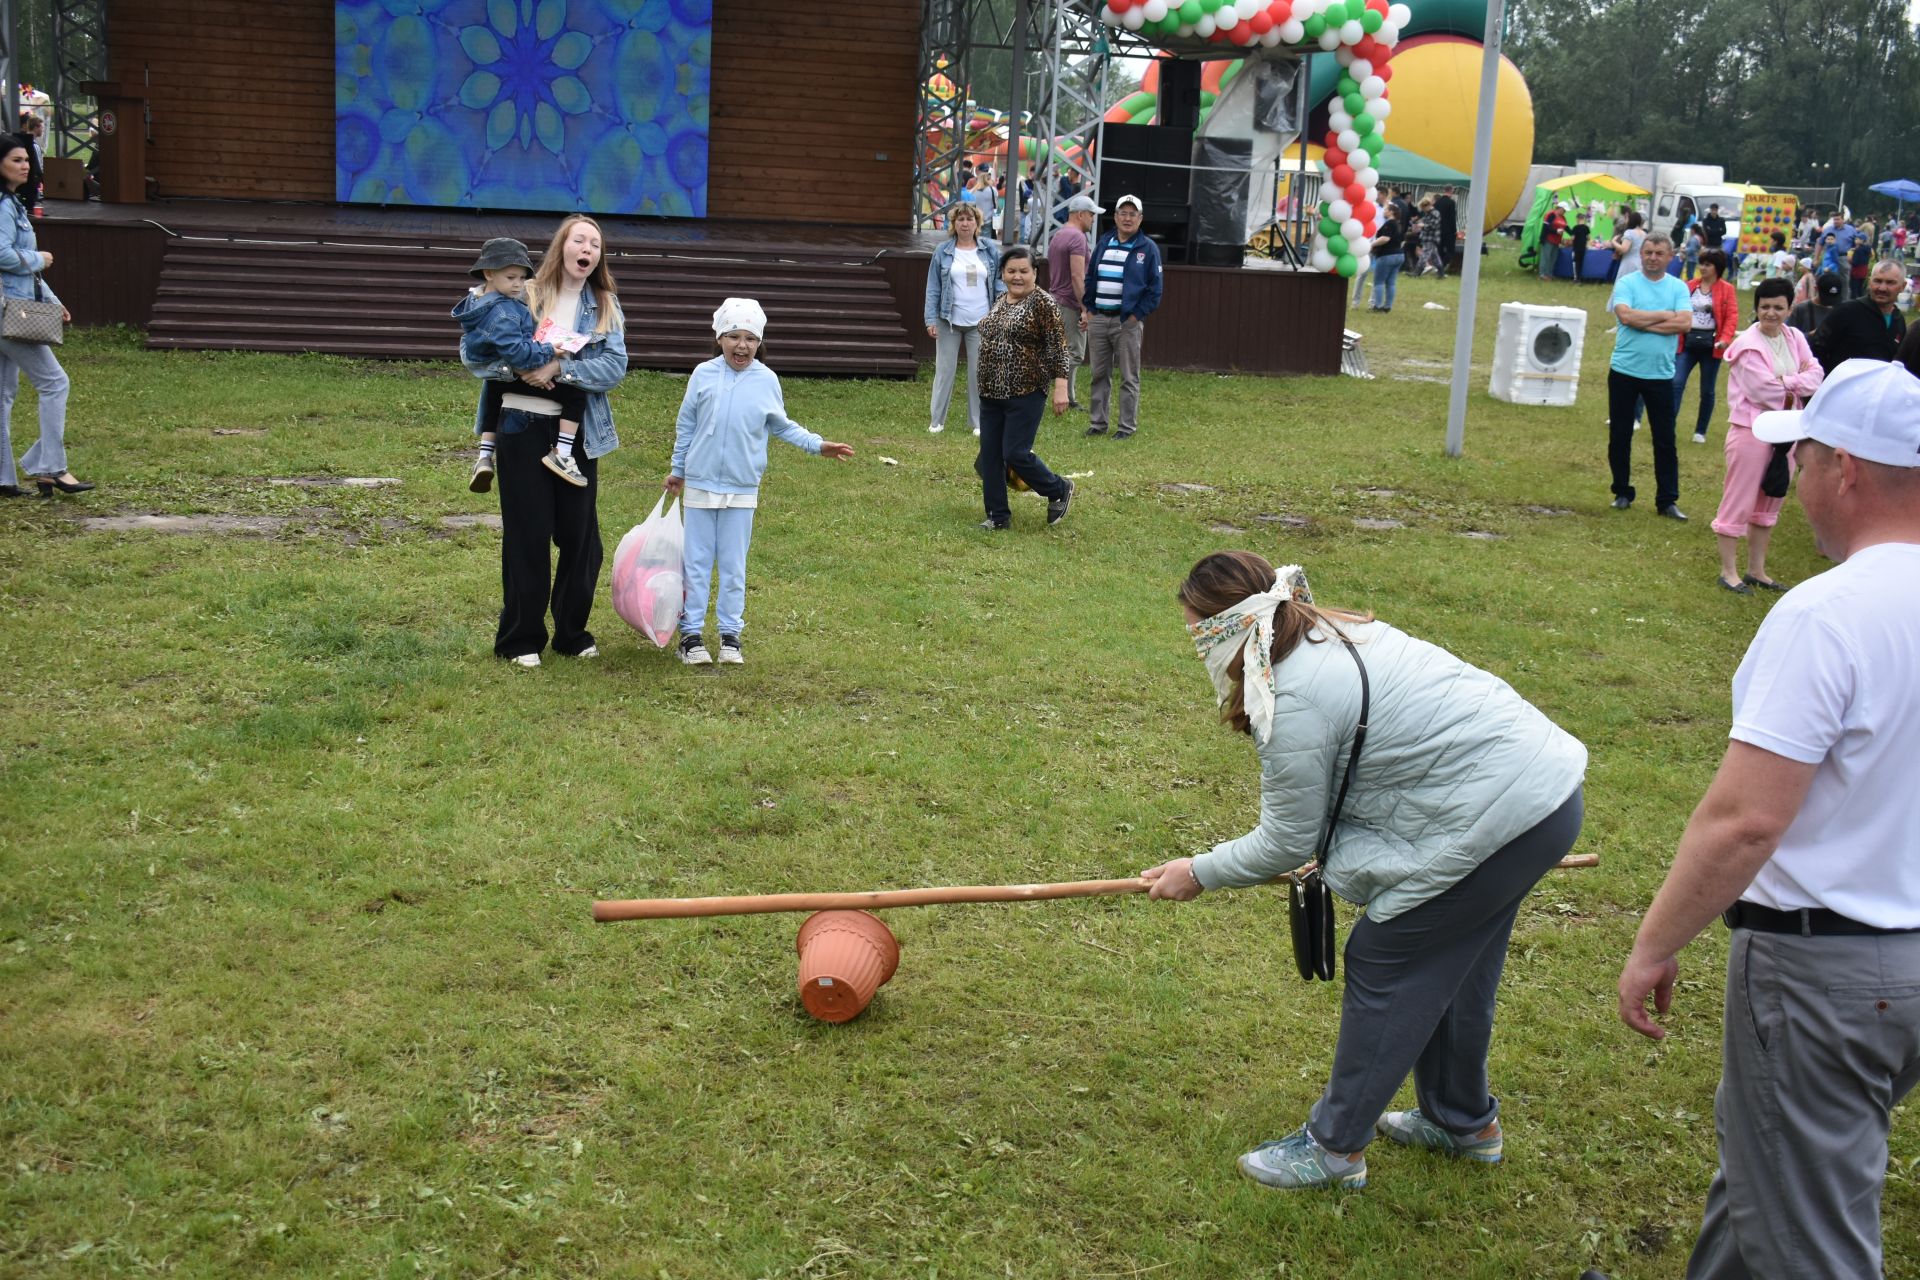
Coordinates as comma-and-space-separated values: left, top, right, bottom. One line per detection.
51, 0, 107, 161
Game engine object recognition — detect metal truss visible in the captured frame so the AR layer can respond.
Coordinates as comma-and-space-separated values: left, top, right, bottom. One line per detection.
0, 0, 15, 142
914, 0, 987, 232
52, 0, 107, 160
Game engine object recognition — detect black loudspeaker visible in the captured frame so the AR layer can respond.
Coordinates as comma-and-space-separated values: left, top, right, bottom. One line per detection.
1099, 122, 1191, 249
1158, 59, 1201, 132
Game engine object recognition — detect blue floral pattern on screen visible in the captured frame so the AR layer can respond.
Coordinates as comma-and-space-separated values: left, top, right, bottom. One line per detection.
335, 0, 710, 216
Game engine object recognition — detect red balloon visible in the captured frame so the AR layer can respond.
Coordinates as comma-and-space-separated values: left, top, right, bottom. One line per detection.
1270, 0, 1292, 19
1367, 0, 1387, 12
1331, 163, 1354, 187
1376, 63, 1393, 81
1356, 200, 1377, 222
1324, 147, 1348, 170
1344, 182, 1365, 203
1249, 10, 1273, 31
1354, 36, 1378, 60
1362, 220, 1377, 237
1208, 25, 1229, 40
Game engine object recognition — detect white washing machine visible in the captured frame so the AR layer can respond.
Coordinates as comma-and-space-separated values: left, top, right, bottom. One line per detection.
1488, 303, 1586, 406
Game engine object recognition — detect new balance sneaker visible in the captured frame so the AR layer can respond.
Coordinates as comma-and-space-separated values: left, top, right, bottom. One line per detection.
1375, 1109, 1503, 1163
1236, 1125, 1367, 1190
717, 635, 744, 665
677, 634, 712, 666
1047, 478, 1074, 525
469, 455, 496, 493
542, 450, 589, 487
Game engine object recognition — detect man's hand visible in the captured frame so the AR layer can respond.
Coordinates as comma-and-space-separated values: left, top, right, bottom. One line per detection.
1140, 858, 1203, 901
1618, 950, 1680, 1040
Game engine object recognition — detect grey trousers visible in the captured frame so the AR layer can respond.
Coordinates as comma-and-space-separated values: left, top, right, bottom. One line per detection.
929, 320, 981, 433
1086, 312, 1143, 435
0, 335, 72, 487
1062, 316, 1087, 403
1306, 787, 1585, 1153
1686, 928, 1920, 1280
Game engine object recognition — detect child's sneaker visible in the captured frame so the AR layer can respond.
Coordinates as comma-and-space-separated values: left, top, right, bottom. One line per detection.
718, 635, 744, 665
677, 634, 712, 666
542, 450, 589, 487
1236, 1125, 1367, 1190
1375, 1109, 1503, 1163
469, 455, 495, 493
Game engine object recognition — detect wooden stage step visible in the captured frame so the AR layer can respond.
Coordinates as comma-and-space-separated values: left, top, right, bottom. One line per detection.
146, 237, 922, 379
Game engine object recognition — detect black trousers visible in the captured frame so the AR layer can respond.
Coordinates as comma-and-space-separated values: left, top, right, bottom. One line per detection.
976, 389, 1068, 525
494, 412, 602, 659
1607, 370, 1680, 509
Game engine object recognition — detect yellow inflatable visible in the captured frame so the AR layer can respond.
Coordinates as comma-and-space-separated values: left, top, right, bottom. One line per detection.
1378, 36, 1533, 233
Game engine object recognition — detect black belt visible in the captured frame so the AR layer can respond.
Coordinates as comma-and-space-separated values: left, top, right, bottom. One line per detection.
1723, 901, 1920, 937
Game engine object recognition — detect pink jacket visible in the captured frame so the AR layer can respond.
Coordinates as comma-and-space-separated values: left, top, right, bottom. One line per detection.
1723, 323, 1823, 429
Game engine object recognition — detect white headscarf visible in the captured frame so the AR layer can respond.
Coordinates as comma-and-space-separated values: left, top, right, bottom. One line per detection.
1187, 563, 1313, 745
712, 297, 767, 339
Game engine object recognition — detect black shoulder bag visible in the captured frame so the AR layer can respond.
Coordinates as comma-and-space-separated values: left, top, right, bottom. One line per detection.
1286, 635, 1371, 982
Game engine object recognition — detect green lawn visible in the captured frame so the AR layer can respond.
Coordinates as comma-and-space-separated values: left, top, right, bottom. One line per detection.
3, 251, 1914, 1279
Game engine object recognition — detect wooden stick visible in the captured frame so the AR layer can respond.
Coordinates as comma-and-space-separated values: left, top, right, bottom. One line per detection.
592, 855, 1598, 922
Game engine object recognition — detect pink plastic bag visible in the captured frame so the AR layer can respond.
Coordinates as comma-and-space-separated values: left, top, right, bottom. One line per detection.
611, 494, 684, 647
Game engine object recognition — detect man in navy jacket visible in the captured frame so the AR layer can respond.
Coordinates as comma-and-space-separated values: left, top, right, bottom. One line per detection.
1081, 194, 1164, 438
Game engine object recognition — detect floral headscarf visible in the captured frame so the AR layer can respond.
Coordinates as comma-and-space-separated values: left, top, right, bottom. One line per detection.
1187, 564, 1313, 744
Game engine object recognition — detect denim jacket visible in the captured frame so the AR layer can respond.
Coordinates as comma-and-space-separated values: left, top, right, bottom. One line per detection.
923, 237, 1003, 326
464, 287, 626, 460
0, 193, 57, 305
452, 289, 555, 369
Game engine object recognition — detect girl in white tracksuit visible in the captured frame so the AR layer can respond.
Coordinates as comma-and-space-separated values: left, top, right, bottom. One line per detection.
662, 298, 854, 666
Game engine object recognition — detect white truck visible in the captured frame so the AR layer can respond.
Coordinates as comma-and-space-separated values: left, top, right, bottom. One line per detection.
1501, 163, 1573, 230
1576, 158, 1746, 247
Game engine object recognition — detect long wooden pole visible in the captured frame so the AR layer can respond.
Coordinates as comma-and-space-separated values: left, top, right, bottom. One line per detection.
592, 855, 1599, 922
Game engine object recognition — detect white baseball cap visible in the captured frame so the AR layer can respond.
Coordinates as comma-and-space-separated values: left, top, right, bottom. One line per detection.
1752, 358, 1920, 468
1115, 194, 1144, 212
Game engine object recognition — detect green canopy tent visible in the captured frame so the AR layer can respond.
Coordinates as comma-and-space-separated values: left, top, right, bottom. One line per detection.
1368, 144, 1470, 188
1519, 172, 1652, 267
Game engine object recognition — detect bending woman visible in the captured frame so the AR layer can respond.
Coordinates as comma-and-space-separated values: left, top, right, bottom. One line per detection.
1141, 552, 1587, 1191
466, 215, 627, 665
0, 135, 87, 498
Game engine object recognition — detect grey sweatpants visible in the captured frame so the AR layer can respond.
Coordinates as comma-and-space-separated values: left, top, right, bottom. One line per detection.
929, 320, 981, 433
1306, 787, 1584, 1153
1086, 312, 1143, 435
1686, 928, 1920, 1279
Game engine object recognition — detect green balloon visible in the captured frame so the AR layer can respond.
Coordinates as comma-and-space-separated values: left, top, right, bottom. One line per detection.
1343, 92, 1364, 116
1337, 75, 1359, 96
1328, 234, 1349, 256
1336, 253, 1358, 278
1199, 0, 1221, 12
1320, 215, 1340, 237
1159, 13, 1182, 32
1353, 115, 1375, 137
1324, 2, 1348, 23
1303, 13, 1326, 37
1178, 0, 1201, 21
1362, 8, 1384, 30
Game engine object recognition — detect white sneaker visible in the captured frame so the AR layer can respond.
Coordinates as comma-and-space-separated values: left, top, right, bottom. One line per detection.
510, 653, 541, 668
718, 635, 744, 665
928, 423, 944, 434
542, 451, 589, 487
1693, 432, 1708, 444
569, 645, 599, 658
972, 426, 981, 437
677, 635, 712, 666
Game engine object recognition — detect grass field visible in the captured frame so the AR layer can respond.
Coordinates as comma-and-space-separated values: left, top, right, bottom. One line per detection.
3, 248, 1915, 1278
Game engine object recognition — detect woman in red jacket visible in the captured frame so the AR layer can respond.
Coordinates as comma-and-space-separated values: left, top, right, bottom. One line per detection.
1673, 248, 1738, 444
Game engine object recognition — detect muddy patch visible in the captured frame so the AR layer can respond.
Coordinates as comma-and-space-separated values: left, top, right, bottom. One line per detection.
1255, 513, 1312, 529
1352, 517, 1406, 531
1356, 487, 1402, 498
1459, 530, 1506, 541
211, 428, 268, 437
1520, 505, 1574, 517
81, 514, 289, 535
1158, 482, 1216, 494
266, 476, 402, 489
1207, 521, 1247, 535
438, 514, 503, 532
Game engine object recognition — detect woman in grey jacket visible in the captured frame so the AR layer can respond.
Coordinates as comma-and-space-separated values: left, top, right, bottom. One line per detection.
1142, 551, 1587, 1191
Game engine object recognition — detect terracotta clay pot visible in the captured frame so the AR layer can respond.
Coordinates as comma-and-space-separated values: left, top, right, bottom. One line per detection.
794, 910, 901, 1023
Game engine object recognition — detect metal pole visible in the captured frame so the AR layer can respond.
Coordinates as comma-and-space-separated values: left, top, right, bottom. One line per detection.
1442, 0, 1506, 458
1004, 0, 1029, 246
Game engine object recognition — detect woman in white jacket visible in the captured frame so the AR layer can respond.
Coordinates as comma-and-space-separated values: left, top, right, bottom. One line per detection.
1141, 551, 1587, 1191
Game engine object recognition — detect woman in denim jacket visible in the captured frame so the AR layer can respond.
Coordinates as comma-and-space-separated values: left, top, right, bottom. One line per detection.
465, 215, 627, 665
922, 204, 1002, 436
0, 136, 88, 498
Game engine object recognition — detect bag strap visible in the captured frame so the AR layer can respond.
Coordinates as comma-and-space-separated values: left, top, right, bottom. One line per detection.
1311, 634, 1370, 866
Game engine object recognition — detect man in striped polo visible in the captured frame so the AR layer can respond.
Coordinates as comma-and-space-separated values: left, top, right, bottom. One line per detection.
1080, 194, 1164, 439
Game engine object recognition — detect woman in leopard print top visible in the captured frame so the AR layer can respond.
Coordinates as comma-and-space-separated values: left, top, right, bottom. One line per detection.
973, 246, 1075, 530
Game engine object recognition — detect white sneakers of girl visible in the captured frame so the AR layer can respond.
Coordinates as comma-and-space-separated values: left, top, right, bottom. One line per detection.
678, 635, 712, 665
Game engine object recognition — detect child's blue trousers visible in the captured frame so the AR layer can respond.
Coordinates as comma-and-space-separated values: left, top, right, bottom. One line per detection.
679, 505, 755, 638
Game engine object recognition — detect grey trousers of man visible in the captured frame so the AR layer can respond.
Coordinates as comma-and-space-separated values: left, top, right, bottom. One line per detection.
1061, 313, 1087, 405
929, 320, 981, 433
1306, 787, 1584, 1153
1685, 928, 1920, 1279
0, 336, 72, 488
1086, 312, 1144, 436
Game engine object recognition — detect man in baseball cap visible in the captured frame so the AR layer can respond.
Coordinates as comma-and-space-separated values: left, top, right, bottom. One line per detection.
1081, 193, 1163, 438
1620, 354, 1920, 1279
1048, 195, 1105, 406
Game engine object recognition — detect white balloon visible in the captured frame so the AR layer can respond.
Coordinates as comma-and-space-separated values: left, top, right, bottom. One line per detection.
1329, 199, 1353, 221
1357, 166, 1379, 188
1388, 3, 1411, 26
1176, 20, 1194, 34
1340, 19, 1364, 42
1236, 0, 1260, 18
1329, 111, 1353, 133
1098, 5, 1115, 23
1123, 6, 1147, 28
1144, 0, 1169, 17
1365, 97, 1390, 119
1377, 23, 1399, 42
1311, 247, 1338, 273
1360, 75, 1387, 98
1350, 58, 1373, 80
1260, 25, 1284, 44
1341, 217, 1364, 240
1337, 128, 1361, 153
1195, 12, 1215, 34
1318, 27, 1343, 49
1333, 45, 1355, 66
1278, 18, 1305, 41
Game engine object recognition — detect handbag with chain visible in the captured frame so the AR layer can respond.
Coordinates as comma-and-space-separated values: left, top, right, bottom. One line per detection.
1, 273, 63, 346
1285, 634, 1371, 982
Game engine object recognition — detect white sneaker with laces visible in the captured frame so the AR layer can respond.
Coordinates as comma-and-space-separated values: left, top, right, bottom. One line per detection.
543, 451, 589, 487
928, 423, 944, 434
570, 645, 599, 658
510, 653, 541, 668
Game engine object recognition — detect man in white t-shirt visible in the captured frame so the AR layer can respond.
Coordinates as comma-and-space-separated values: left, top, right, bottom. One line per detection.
1617, 358, 1920, 1280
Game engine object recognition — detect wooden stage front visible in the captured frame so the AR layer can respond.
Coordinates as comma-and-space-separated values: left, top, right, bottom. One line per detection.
41, 198, 1347, 377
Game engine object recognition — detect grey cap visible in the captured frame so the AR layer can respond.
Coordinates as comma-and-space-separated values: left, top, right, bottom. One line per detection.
469, 237, 534, 278
1066, 193, 1104, 214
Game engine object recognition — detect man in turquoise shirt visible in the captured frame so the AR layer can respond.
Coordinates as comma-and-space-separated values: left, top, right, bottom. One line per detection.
1607, 232, 1694, 518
